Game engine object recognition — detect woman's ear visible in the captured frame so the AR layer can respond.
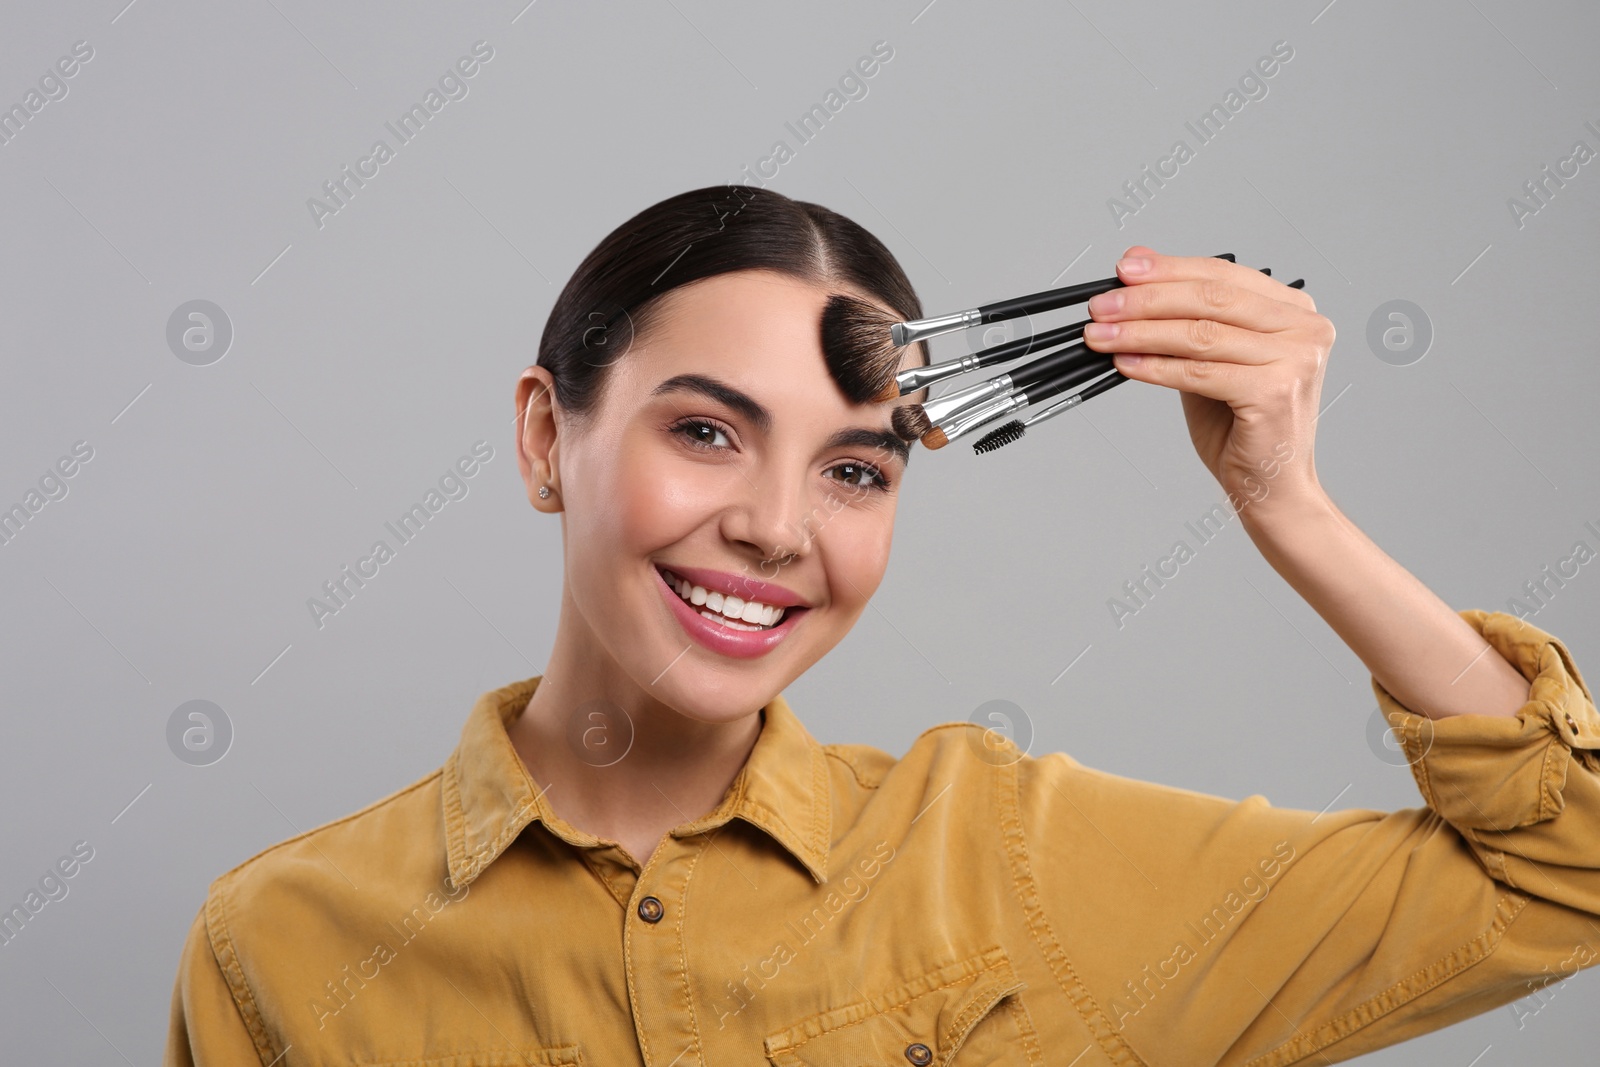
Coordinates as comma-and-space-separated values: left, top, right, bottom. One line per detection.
516, 365, 563, 511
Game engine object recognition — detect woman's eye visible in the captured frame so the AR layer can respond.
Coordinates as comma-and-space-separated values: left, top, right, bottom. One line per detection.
828, 462, 889, 491
673, 419, 732, 449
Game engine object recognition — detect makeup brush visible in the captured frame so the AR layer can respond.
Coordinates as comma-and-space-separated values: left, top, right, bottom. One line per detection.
822, 254, 1236, 406
874, 262, 1277, 403
922, 355, 1118, 450
894, 253, 1238, 347
972, 370, 1130, 454
891, 339, 1098, 442
969, 277, 1308, 456
874, 318, 1090, 403
821, 292, 907, 404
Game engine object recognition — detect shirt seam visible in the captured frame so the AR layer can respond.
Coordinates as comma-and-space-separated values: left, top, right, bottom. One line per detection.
822, 747, 883, 790
998, 757, 1150, 1067
1242, 889, 1532, 1066
675, 832, 716, 1060
766, 945, 1011, 1051
205, 877, 277, 1066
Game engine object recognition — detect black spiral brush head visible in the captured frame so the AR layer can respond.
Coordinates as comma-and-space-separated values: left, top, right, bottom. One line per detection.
972, 420, 1026, 454
820, 293, 902, 405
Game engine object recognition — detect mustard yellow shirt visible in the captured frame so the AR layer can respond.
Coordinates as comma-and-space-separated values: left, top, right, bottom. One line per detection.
164, 609, 1600, 1066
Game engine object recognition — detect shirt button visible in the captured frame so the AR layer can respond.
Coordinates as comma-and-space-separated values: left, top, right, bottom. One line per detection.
1565, 713, 1579, 734
637, 896, 664, 923
904, 1042, 933, 1065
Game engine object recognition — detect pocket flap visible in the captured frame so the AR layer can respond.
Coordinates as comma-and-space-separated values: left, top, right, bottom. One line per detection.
764, 946, 1025, 1065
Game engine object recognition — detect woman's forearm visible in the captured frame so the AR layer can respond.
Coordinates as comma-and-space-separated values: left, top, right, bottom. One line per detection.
1239, 487, 1530, 720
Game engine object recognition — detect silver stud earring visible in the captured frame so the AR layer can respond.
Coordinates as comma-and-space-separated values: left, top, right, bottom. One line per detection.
538, 485, 551, 499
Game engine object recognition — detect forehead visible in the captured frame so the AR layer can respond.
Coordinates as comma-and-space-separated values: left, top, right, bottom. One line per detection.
618, 270, 923, 407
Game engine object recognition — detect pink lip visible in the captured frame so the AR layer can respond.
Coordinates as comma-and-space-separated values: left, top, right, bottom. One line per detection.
655, 562, 811, 608
653, 566, 808, 660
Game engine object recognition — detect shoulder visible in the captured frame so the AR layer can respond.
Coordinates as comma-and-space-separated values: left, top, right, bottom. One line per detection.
200, 766, 449, 954
822, 720, 999, 788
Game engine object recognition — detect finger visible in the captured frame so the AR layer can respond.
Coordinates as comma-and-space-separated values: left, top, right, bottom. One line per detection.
1117, 250, 1316, 312
1088, 277, 1310, 336
1084, 315, 1281, 366
1109, 350, 1253, 406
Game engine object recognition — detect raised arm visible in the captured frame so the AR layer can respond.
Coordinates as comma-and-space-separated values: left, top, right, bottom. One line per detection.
1080, 246, 1529, 719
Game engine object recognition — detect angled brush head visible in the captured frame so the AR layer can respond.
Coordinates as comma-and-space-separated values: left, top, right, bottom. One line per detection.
820, 293, 904, 406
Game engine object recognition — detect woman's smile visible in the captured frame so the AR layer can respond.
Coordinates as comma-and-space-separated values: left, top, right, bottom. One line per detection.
652, 561, 812, 659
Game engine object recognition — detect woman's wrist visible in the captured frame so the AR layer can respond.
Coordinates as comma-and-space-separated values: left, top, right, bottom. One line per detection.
1235, 484, 1528, 720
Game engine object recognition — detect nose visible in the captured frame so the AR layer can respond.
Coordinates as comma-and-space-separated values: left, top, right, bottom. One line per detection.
720, 461, 818, 566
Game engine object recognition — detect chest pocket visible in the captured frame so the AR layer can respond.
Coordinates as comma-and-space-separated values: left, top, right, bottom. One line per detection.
365, 1050, 582, 1066
763, 946, 1042, 1066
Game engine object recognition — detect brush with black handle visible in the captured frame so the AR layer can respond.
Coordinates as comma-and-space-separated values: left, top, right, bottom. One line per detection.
969, 277, 1309, 455
919, 353, 1124, 450
891, 253, 1238, 348
857, 264, 1274, 404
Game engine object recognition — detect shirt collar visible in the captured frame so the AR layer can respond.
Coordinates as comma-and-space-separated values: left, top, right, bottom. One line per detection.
441, 675, 833, 889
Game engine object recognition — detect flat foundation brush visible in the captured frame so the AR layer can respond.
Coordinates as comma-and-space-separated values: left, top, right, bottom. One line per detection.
874, 317, 1090, 403
921, 354, 1118, 450
891, 339, 1097, 442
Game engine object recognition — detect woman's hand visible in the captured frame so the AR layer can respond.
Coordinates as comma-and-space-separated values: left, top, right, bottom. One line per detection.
1081, 245, 1335, 514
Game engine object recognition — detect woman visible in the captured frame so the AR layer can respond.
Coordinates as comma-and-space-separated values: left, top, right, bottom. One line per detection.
165, 186, 1600, 1066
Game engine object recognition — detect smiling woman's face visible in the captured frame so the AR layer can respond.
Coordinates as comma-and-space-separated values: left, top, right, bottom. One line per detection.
517, 269, 925, 722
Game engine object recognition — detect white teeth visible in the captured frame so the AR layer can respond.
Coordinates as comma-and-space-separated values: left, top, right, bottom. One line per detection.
701, 610, 762, 632
660, 568, 791, 630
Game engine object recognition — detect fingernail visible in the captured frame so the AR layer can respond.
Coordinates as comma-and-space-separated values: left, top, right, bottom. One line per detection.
1088, 290, 1123, 315
1118, 257, 1150, 275
1115, 353, 1144, 367
1084, 322, 1119, 343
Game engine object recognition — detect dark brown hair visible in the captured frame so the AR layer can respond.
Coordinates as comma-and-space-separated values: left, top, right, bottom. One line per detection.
536, 184, 928, 422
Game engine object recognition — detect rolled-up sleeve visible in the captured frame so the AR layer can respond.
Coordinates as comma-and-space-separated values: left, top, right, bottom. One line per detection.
164, 899, 268, 1067
1376, 609, 1600, 911
1011, 609, 1600, 1066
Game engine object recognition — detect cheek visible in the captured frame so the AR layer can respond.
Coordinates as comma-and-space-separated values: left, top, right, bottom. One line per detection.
822, 500, 896, 613
584, 435, 719, 562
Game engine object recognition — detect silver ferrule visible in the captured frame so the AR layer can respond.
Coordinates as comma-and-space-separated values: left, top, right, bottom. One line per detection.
921, 373, 1013, 425
1019, 389, 1086, 428
891, 351, 983, 395
937, 391, 1026, 445
891, 308, 983, 347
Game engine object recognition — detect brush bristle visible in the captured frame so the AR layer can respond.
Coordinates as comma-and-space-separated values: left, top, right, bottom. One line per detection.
972, 420, 1026, 454
821, 293, 903, 405
890, 403, 931, 442
920, 426, 949, 450
872, 377, 903, 403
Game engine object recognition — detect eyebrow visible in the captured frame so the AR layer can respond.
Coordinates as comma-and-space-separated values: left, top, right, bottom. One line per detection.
650, 373, 911, 465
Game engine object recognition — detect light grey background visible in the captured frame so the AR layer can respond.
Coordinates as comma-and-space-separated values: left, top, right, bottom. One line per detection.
3, 0, 1596, 1062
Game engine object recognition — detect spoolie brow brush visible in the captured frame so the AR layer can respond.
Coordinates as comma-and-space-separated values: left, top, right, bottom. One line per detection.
892, 253, 1236, 348
972, 370, 1131, 454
